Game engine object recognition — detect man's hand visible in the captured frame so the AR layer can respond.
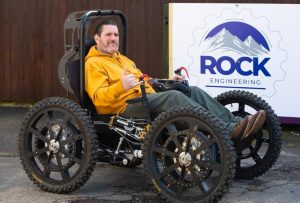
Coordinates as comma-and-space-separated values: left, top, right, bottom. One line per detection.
172, 73, 185, 81
121, 69, 142, 90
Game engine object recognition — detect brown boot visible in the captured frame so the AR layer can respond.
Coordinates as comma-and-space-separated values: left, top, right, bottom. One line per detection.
231, 115, 254, 139
241, 110, 266, 139
231, 110, 266, 140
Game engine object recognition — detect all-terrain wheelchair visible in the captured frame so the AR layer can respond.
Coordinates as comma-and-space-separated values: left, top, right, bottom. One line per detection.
18, 9, 281, 203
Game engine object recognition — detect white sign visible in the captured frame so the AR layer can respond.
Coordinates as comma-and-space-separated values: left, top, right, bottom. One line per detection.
169, 3, 300, 122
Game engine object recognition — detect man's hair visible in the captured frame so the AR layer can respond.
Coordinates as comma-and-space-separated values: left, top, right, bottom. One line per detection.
94, 19, 118, 35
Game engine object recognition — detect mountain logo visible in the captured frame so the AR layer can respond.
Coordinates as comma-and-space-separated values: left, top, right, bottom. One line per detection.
200, 21, 272, 78
202, 21, 269, 56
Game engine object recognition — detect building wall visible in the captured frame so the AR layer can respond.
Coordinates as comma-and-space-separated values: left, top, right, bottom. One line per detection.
0, 0, 296, 102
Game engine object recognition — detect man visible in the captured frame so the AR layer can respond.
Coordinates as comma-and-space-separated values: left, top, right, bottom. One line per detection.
85, 19, 266, 141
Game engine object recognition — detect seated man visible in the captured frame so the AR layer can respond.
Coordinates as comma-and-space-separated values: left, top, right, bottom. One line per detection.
85, 19, 266, 141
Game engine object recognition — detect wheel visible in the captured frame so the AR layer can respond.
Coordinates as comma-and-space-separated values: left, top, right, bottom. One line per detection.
215, 90, 281, 179
18, 97, 99, 193
143, 106, 235, 203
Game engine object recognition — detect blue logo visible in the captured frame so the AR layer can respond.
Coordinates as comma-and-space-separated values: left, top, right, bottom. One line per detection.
200, 21, 271, 77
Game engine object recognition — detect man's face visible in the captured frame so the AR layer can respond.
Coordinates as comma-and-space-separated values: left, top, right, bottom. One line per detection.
95, 25, 119, 55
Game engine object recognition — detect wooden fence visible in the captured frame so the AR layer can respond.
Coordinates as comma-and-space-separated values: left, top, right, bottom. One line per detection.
0, 0, 296, 102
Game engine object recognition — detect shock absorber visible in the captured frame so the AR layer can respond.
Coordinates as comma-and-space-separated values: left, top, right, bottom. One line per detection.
115, 137, 124, 155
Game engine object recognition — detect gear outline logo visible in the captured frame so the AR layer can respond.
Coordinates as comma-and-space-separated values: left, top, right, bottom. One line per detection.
187, 7, 287, 98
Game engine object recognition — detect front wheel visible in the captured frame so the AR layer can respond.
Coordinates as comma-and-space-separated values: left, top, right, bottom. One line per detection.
18, 97, 98, 193
143, 106, 235, 203
216, 90, 281, 179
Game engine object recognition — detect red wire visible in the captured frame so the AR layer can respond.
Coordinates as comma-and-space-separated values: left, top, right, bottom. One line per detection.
178, 67, 190, 78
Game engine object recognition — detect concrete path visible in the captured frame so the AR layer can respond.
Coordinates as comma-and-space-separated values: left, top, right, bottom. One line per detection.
0, 106, 299, 203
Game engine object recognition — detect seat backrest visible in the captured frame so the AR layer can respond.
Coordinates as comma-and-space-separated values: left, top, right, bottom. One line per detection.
67, 59, 80, 99
85, 38, 96, 55
67, 38, 97, 112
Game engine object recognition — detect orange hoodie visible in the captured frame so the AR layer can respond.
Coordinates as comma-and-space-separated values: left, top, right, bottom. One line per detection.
85, 46, 156, 114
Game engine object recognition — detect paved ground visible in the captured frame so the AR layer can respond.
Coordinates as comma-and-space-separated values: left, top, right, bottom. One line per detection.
0, 106, 299, 203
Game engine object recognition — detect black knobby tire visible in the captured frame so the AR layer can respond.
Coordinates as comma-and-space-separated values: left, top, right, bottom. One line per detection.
143, 106, 236, 203
215, 90, 281, 180
18, 97, 99, 193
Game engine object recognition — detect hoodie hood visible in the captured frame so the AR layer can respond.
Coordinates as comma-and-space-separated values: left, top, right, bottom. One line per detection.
85, 45, 121, 61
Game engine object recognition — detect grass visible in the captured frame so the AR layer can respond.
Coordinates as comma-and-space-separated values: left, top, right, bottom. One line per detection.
0, 101, 32, 108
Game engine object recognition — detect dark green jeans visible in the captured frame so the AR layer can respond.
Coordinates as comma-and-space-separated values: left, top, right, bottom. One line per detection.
122, 86, 241, 134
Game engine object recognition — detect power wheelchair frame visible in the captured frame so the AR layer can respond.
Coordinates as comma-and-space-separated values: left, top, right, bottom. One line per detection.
18, 9, 282, 203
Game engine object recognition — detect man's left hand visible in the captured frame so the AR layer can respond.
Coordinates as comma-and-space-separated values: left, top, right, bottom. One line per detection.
172, 74, 185, 81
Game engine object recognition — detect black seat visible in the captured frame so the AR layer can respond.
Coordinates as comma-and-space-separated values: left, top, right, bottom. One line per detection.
85, 38, 96, 55
67, 38, 97, 113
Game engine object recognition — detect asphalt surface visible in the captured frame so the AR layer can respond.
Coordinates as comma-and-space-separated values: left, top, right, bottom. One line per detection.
0, 106, 299, 203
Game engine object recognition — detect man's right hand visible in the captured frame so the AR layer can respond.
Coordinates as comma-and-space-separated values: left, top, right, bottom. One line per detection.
121, 69, 142, 90
172, 73, 185, 81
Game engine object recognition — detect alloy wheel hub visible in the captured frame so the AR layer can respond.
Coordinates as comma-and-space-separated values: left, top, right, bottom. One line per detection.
49, 139, 60, 153
178, 152, 192, 166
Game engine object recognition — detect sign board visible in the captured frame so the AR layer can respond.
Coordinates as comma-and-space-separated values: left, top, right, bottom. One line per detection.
169, 3, 300, 124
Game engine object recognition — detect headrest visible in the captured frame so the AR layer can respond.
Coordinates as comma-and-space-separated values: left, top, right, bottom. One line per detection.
85, 38, 96, 55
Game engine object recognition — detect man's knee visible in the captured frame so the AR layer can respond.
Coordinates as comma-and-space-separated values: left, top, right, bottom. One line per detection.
190, 86, 198, 91
158, 90, 184, 98
190, 86, 202, 93
190, 86, 210, 97
169, 90, 199, 107
168, 90, 186, 99
158, 90, 189, 105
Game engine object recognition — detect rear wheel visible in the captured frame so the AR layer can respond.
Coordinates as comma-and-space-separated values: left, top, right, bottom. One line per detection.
143, 106, 235, 203
216, 90, 281, 179
18, 97, 98, 193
